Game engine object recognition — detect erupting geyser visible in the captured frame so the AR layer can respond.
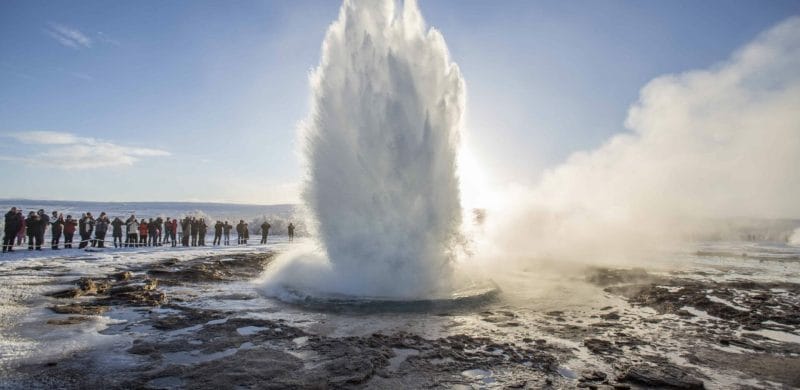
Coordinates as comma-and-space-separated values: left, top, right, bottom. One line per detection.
262, 0, 468, 299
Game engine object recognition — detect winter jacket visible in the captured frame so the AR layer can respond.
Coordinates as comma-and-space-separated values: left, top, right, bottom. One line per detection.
39, 213, 50, 230
64, 218, 77, 234
148, 222, 158, 236
80, 217, 95, 236
25, 216, 43, 235
170, 221, 177, 234
127, 220, 139, 235
95, 217, 109, 235
111, 219, 124, 236
52, 217, 64, 234
198, 221, 207, 235
138, 222, 148, 236
260, 222, 270, 234
4, 211, 20, 233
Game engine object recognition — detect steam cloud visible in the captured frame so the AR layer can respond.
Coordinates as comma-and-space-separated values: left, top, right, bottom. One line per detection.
475, 17, 800, 263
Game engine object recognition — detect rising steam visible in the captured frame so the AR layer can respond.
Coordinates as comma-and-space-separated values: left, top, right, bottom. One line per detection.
475, 17, 800, 264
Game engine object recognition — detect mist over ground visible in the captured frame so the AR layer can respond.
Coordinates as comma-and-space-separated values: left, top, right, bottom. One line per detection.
469, 16, 800, 266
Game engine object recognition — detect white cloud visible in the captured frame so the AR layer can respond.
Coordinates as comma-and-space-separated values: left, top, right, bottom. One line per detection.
4, 131, 170, 169
44, 23, 93, 49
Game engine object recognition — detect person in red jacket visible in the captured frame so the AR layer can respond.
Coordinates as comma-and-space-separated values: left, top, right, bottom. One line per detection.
138, 219, 148, 247
169, 218, 178, 247
63, 215, 77, 249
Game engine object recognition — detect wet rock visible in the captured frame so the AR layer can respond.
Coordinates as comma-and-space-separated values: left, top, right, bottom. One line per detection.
605, 278, 800, 330
584, 338, 621, 355
49, 303, 108, 315
586, 268, 653, 287
581, 370, 607, 382
46, 316, 91, 325
150, 306, 226, 330
600, 312, 620, 321
146, 253, 273, 285
111, 271, 133, 281
620, 363, 704, 389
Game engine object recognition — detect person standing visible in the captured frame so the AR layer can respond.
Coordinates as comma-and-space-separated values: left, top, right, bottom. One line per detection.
148, 218, 158, 247
111, 217, 124, 248
51, 212, 64, 250
197, 218, 207, 246
236, 220, 245, 245
37, 209, 50, 245
162, 218, 172, 246
180, 217, 190, 247
126, 217, 139, 247
63, 215, 77, 249
26, 212, 42, 250
155, 217, 163, 246
138, 219, 148, 247
213, 221, 223, 246
94, 212, 109, 248
15, 209, 25, 247
79, 213, 95, 249
169, 218, 177, 247
223, 221, 232, 246
189, 217, 199, 247
2, 207, 20, 253
260, 220, 271, 244
287, 223, 295, 242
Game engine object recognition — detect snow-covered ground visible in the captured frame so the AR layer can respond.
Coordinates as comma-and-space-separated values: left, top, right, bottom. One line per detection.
0, 239, 798, 389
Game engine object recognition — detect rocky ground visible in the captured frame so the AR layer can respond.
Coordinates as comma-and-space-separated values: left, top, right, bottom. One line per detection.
1, 250, 799, 389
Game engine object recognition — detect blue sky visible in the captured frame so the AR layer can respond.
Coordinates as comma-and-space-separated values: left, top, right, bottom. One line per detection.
1, 0, 798, 204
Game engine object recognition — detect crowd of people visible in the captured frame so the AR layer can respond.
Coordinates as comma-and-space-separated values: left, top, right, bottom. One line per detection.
2, 207, 296, 253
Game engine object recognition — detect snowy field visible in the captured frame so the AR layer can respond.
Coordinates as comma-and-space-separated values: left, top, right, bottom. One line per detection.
0, 239, 798, 389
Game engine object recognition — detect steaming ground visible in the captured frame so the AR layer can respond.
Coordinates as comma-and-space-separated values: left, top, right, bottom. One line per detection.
0, 240, 798, 389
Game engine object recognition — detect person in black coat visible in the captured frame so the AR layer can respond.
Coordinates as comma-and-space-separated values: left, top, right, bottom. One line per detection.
236, 220, 247, 245
51, 212, 64, 250
223, 221, 232, 245
197, 218, 207, 246
181, 217, 191, 247
94, 212, 109, 248
213, 221, 223, 246
260, 221, 271, 244
111, 217, 124, 248
190, 217, 199, 247
25, 212, 43, 250
148, 218, 158, 247
2, 207, 20, 253
38, 209, 49, 242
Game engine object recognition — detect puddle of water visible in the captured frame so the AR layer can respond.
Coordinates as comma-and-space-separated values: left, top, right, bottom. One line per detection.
461, 368, 496, 383
557, 366, 577, 379
236, 326, 268, 336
